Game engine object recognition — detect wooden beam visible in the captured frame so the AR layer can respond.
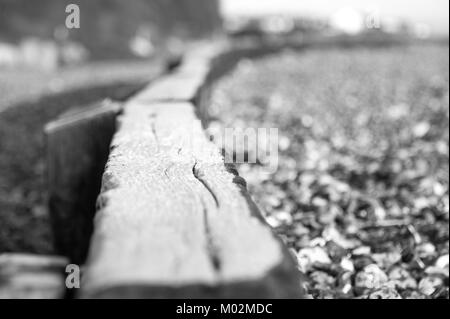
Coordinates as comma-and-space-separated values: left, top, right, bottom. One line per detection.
0, 254, 67, 299
80, 101, 302, 298
45, 100, 121, 264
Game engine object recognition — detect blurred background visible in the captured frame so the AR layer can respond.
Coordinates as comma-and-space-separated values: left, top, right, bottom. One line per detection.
0, 0, 221, 66
0, 0, 448, 69
0, 0, 449, 299
223, 0, 449, 36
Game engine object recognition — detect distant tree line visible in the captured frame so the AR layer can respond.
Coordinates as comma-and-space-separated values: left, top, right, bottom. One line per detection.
0, 0, 222, 58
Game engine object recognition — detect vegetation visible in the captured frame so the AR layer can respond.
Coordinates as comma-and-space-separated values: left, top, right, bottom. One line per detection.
0, 0, 222, 58
0, 60, 163, 253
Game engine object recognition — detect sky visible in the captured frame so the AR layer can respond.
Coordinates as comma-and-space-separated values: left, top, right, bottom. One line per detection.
221, 0, 449, 35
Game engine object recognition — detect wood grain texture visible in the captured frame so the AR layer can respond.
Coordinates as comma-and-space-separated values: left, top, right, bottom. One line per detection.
0, 254, 67, 299
80, 101, 302, 298
45, 100, 121, 264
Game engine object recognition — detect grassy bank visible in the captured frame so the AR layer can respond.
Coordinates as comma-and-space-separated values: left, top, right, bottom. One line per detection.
0, 60, 163, 254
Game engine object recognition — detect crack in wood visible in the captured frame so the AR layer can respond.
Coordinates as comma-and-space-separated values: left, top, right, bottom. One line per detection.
76, 43, 307, 298
202, 205, 222, 274
192, 162, 219, 208
192, 161, 222, 274
149, 114, 160, 151
163, 166, 172, 179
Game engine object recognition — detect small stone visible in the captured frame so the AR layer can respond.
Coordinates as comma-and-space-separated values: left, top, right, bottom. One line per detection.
353, 246, 371, 256
410, 257, 427, 270
288, 248, 297, 259
340, 257, 355, 273
431, 287, 449, 299
297, 247, 332, 273
326, 241, 348, 262
425, 266, 449, 278
413, 122, 431, 138
353, 256, 375, 271
368, 285, 402, 299
265, 216, 281, 228
309, 237, 327, 247
355, 264, 389, 293
295, 235, 312, 249
278, 136, 291, 151
323, 227, 359, 249
374, 206, 387, 221
265, 196, 282, 209
413, 197, 430, 211
292, 224, 309, 237
312, 262, 344, 277
372, 251, 402, 269
273, 211, 293, 226
312, 197, 328, 208
318, 209, 338, 225
433, 182, 446, 197
310, 271, 335, 290
416, 243, 436, 259
401, 290, 428, 299
299, 172, 316, 186
337, 272, 353, 295
435, 254, 449, 271
418, 276, 444, 296
313, 289, 337, 299
388, 103, 410, 119
389, 267, 417, 290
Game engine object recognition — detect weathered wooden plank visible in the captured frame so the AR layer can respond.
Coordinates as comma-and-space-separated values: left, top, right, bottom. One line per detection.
133, 70, 209, 103
80, 101, 302, 298
0, 254, 67, 299
133, 43, 227, 105
45, 100, 121, 264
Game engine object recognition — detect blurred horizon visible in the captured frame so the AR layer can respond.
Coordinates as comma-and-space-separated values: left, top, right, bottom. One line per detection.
221, 0, 449, 36
0, 0, 222, 62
